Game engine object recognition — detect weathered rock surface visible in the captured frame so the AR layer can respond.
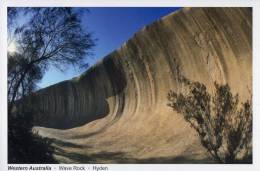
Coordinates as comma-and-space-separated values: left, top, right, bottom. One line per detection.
25, 7, 251, 163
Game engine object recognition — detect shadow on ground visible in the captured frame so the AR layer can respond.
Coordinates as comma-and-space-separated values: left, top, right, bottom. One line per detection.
53, 146, 214, 164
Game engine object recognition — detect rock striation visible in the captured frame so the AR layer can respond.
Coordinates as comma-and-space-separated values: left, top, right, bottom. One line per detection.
23, 7, 252, 163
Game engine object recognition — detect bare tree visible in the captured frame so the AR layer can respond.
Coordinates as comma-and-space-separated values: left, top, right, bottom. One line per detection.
167, 81, 252, 163
7, 7, 95, 163
8, 7, 95, 113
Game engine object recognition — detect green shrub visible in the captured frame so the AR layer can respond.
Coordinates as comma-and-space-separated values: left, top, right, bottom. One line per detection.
167, 81, 252, 163
8, 105, 56, 163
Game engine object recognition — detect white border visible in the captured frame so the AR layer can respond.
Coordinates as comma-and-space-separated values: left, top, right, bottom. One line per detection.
2, 0, 258, 7
1, 1, 260, 171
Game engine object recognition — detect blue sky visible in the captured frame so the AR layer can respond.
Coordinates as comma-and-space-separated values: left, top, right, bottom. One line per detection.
38, 7, 181, 88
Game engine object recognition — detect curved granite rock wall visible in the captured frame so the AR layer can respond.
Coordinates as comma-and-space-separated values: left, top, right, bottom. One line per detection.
26, 7, 251, 163
28, 56, 127, 129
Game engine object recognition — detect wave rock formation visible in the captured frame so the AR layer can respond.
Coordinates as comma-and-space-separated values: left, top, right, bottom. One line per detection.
24, 7, 251, 163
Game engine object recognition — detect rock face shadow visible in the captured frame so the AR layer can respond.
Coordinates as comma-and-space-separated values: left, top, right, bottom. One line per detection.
17, 55, 126, 129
